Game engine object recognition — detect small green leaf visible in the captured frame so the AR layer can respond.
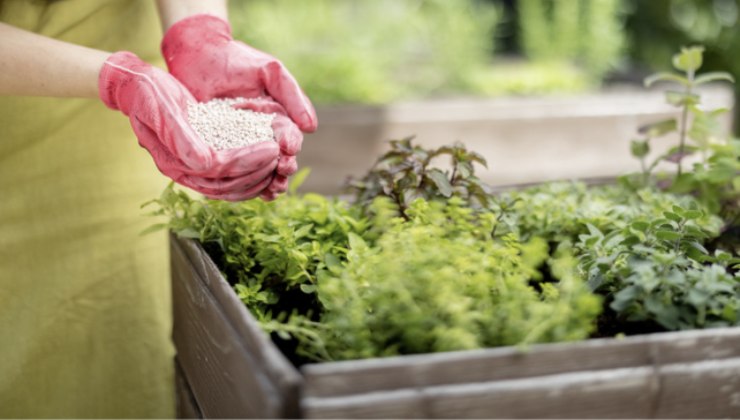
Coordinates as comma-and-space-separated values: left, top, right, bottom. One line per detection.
140, 223, 167, 236
288, 167, 311, 195
694, 71, 735, 85
426, 168, 453, 197
631, 221, 650, 232
300, 284, 317, 294
347, 232, 367, 250
644, 72, 690, 87
638, 119, 677, 138
684, 210, 703, 219
665, 91, 700, 106
664, 211, 682, 222
656, 230, 682, 241
175, 227, 200, 239
468, 151, 489, 168
672, 46, 704, 73
630, 140, 650, 158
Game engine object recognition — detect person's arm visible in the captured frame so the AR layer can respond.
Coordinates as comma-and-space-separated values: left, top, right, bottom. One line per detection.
0, 22, 109, 98
156, 0, 228, 30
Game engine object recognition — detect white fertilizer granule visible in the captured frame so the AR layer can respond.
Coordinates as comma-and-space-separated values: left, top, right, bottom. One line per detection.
188, 98, 276, 151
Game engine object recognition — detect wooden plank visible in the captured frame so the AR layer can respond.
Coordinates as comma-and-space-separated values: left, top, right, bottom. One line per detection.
175, 358, 203, 419
302, 338, 650, 398
649, 328, 740, 365
174, 235, 302, 417
303, 367, 657, 419
655, 358, 740, 418
302, 389, 428, 419
171, 237, 286, 418
302, 328, 740, 399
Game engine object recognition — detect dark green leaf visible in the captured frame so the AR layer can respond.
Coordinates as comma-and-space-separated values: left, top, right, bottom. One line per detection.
426, 168, 453, 197
638, 119, 677, 138
631, 140, 650, 158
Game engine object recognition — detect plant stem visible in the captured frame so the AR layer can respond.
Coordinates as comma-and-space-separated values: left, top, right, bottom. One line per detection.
677, 70, 695, 177
640, 156, 649, 186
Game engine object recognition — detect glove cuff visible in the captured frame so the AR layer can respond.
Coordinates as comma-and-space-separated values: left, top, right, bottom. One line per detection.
98, 51, 148, 113
161, 14, 233, 66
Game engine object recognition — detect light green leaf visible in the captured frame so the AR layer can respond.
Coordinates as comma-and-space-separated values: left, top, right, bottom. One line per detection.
665, 91, 699, 106
672, 46, 704, 73
644, 72, 690, 87
289, 167, 311, 195
694, 71, 735, 85
140, 223, 167, 236
664, 212, 682, 222
300, 284, 317, 294
175, 227, 200, 239
656, 230, 682, 241
347, 232, 367, 250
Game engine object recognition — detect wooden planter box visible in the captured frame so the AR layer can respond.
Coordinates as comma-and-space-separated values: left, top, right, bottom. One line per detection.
171, 234, 740, 419
298, 86, 733, 194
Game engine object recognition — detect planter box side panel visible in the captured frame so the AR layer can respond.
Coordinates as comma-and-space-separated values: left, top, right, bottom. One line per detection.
302, 329, 740, 418
171, 235, 301, 418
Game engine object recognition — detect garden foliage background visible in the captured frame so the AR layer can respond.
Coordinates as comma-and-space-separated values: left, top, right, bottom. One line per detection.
231, 0, 740, 130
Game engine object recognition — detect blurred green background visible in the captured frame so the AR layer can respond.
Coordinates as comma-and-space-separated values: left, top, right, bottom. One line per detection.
230, 0, 739, 119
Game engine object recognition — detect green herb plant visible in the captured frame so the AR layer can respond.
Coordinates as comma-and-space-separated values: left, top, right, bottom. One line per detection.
299, 198, 600, 361
628, 46, 739, 249
348, 137, 493, 214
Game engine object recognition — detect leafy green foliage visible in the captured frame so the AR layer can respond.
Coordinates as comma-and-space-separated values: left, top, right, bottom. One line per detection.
229, 0, 499, 104
577, 205, 739, 330
625, 0, 740, 132
634, 46, 734, 179
348, 137, 493, 213
626, 46, 739, 249
518, 0, 625, 84
146, 172, 368, 322
496, 182, 721, 242
489, 179, 737, 333
304, 198, 600, 361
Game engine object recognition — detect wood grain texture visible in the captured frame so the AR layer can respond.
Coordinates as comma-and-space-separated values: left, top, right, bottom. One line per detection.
302, 330, 740, 418
175, 358, 203, 419
303, 367, 658, 419
175, 236, 302, 416
302, 328, 740, 399
171, 236, 301, 418
655, 358, 740, 418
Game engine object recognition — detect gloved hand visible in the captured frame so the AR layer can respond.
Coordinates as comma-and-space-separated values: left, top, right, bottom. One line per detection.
161, 14, 318, 199
98, 51, 280, 201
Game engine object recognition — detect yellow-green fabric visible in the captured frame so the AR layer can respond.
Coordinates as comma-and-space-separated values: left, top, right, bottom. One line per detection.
0, 1, 174, 417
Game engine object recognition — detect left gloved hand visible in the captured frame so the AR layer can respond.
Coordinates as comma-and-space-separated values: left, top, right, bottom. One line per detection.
161, 14, 317, 200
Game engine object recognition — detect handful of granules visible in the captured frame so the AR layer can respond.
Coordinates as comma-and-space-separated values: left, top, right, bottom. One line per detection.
187, 97, 276, 151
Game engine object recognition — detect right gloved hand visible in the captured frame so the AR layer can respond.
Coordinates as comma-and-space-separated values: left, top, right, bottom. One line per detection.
98, 51, 280, 201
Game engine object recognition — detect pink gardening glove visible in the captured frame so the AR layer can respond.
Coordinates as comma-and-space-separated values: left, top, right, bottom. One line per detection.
98, 51, 280, 201
161, 14, 318, 200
